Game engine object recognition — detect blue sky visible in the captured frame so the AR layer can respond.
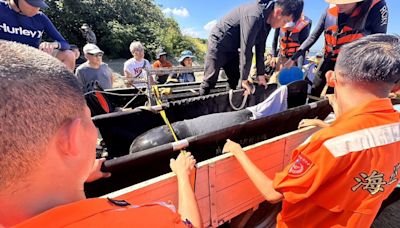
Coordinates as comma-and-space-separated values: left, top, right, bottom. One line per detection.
156, 0, 399, 51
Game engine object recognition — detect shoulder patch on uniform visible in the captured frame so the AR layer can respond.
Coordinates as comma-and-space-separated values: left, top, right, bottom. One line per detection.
288, 154, 313, 177
107, 198, 131, 207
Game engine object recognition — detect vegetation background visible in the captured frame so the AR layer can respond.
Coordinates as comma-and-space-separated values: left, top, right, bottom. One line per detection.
44, 0, 208, 62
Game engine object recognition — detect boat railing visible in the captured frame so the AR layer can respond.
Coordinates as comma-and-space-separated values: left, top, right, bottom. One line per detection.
101, 125, 321, 227
145, 66, 205, 75
143, 66, 221, 105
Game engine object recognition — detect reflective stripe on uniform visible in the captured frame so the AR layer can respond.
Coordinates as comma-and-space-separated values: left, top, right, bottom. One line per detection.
324, 122, 400, 158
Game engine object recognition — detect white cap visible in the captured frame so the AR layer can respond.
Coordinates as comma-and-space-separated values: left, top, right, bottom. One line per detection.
83, 44, 103, 55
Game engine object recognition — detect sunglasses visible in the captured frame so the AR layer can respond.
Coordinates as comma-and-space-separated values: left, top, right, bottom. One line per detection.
88, 53, 104, 57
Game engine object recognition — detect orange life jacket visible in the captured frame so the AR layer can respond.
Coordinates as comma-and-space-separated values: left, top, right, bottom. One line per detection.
13, 198, 191, 228
279, 16, 311, 58
324, 0, 381, 61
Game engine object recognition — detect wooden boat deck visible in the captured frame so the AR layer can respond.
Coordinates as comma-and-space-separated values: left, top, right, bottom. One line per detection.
102, 125, 320, 227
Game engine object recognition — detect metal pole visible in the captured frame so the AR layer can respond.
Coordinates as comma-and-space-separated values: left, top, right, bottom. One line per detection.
144, 69, 156, 106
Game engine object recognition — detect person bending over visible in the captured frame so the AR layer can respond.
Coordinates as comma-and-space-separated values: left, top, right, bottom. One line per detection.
199, 0, 304, 96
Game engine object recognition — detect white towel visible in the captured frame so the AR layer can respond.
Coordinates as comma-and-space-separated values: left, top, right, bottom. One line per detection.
394, 104, 400, 112
246, 85, 288, 120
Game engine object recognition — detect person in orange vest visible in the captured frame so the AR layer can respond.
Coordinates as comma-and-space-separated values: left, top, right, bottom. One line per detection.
0, 40, 202, 228
269, 14, 312, 83
285, 0, 388, 97
223, 34, 400, 227
153, 49, 173, 84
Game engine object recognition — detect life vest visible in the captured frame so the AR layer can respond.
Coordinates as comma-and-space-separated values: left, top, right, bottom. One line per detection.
324, 0, 381, 61
83, 81, 114, 116
279, 16, 311, 58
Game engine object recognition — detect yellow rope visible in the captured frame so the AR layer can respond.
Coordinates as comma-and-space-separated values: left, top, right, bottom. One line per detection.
152, 85, 186, 154
151, 85, 195, 189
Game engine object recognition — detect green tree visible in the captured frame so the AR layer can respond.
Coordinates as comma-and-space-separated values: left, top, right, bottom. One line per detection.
44, 0, 206, 62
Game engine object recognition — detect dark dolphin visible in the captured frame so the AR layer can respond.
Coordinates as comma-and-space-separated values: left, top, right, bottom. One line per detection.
130, 80, 308, 154
130, 109, 252, 153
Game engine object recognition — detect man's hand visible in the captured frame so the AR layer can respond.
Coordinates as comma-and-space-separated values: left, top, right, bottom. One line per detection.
222, 139, 245, 157
241, 80, 254, 96
326, 94, 339, 116
298, 119, 328, 129
170, 152, 196, 179
39, 42, 59, 54
270, 58, 277, 68
257, 75, 268, 88
283, 59, 295, 69
86, 158, 112, 183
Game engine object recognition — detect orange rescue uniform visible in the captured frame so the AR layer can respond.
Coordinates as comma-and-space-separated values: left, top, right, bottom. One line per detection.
14, 198, 191, 228
273, 98, 400, 227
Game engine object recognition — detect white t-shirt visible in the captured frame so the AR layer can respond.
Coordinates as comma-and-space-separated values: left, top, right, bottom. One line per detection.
123, 58, 152, 87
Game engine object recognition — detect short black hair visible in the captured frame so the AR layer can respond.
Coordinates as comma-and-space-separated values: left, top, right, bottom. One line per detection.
275, 0, 304, 22
336, 34, 400, 84
0, 41, 85, 189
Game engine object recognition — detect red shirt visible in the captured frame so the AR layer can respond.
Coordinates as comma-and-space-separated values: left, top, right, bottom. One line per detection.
153, 60, 173, 68
273, 99, 400, 227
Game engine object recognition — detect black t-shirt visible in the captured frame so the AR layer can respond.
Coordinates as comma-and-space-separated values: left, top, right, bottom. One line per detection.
209, 1, 273, 80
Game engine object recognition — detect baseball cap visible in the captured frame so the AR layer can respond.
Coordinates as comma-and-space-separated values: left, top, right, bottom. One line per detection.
156, 50, 167, 59
83, 44, 104, 55
26, 0, 49, 8
178, 50, 195, 63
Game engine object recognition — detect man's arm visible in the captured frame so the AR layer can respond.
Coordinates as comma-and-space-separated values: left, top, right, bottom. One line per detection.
85, 158, 112, 183
291, 12, 326, 62
240, 16, 263, 82
42, 14, 70, 50
255, 27, 268, 75
296, 24, 312, 66
254, 25, 270, 86
366, 1, 388, 34
223, 140, 283, 203
74, 68, 86, 87
271, 29, 280, 58
123, 62, 132, 78
107, 66, 116, 87
298, 94, 338, 129
170, 153, 202, 228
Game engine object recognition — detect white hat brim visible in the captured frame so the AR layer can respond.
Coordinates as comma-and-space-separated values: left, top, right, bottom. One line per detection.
178, 55, 195, 63
86, 50, 104, 55
325, 0, 364, 4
